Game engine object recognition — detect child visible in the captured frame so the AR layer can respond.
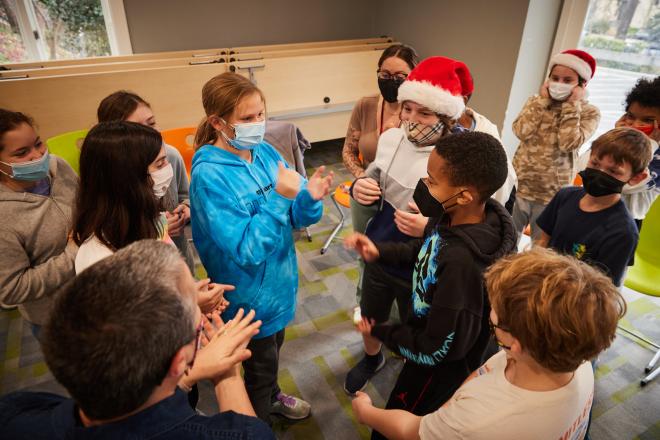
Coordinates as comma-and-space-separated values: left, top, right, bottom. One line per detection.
351, 247, 625, 440
512, 49, 601, 240
345, 131, 516, 438
97, 91, 194, 271
190, 72, 333, 424
345, 57, 516, 396
536, 128, 653, 286
0, 109, 78, 339
615, 76, 660, 230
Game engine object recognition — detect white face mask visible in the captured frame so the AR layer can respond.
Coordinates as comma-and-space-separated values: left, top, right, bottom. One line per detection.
548, 82, 575, 101
150, 163, 174, 198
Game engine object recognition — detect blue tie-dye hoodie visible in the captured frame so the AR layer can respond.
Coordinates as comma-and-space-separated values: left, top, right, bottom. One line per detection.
190, 142, 322, 338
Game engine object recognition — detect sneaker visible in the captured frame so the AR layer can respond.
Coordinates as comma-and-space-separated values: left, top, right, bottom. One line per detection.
270, 392, 311, 420
343, 351, 385, 395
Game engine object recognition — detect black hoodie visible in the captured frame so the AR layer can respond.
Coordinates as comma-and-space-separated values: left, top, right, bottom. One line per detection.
371, 200, 517, 374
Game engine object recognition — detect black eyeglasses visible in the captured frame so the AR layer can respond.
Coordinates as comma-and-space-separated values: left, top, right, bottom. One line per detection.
377, 70, 408, 81
189, 320, 204, 368
488, 316, 512, 350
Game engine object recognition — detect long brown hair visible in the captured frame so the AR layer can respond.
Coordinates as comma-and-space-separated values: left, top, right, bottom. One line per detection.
72, 121, 163, 250
194, 72, 265, 149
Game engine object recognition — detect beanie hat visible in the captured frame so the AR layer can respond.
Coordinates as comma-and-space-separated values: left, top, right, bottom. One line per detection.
549, 49, 596, 81
397, 56, 472, 120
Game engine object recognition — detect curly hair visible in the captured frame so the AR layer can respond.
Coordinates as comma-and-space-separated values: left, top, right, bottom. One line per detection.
433, 131, 508, 202
625, 76, 660, 111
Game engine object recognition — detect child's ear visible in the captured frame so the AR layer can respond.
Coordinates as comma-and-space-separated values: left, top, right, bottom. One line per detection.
208, 115, 225, 132
457, 189, 474, 205
628, 169, 649, 186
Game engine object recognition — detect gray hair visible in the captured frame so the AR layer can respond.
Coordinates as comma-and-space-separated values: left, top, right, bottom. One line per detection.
42, 239, 197, 420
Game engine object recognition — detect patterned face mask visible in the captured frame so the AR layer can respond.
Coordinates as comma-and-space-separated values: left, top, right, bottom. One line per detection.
403, 120, 444, 147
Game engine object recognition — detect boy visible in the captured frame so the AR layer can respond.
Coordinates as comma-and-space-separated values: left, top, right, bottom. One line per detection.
345, 132, 516, 438
512, 49, 601, 240
536, 128, 653, 286
351, 247, 626, 440
615, 76, 660, 229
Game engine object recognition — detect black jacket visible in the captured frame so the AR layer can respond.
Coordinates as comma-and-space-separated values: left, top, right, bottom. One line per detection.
371, 200, 517, 373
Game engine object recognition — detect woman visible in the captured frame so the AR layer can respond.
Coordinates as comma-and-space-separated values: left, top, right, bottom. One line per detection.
0, 109, 78, 339
190, 72, 333, 425
343, 44, 418, 235
97, 91, 194, 271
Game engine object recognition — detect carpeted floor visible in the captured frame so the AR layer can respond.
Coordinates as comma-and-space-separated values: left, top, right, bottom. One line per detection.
1, 140, 659, 439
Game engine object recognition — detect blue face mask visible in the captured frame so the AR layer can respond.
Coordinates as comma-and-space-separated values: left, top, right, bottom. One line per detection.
0, 150, 50, 181
221, 119, 266, 150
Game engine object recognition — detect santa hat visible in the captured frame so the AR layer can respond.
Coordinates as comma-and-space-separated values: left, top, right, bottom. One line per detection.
397, 56, 472, 120
549, 49, 596, 81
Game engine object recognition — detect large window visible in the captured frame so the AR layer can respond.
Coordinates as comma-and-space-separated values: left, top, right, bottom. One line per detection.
0, 0, 129, 63
576, 0, 659, 149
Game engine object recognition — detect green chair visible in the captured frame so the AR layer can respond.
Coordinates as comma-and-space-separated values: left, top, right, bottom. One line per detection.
624, 197, 660, 386
46, 129, 88, 174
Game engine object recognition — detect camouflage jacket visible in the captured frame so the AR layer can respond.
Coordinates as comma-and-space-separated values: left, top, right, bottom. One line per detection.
512, 95, 600, 204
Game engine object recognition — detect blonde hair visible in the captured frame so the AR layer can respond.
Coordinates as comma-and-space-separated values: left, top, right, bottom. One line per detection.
485, 247, 626, 373
194, 72, 265, 149
591, 127, 653, 175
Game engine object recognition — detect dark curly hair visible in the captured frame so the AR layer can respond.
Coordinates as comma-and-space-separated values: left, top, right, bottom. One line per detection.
624, 76, 660, 111
0, 109, 34, 151
434, 131, 508, 202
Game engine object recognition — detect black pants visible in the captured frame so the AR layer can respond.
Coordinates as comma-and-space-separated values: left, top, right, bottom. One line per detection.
371, 361, 467, 440
360, 262, 412, 324
243, 329, 285, 425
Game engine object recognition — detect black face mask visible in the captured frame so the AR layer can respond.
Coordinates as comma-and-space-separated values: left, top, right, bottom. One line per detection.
378, 77, 405, 103
579, 168, 626, 197
412, 179, 464, 218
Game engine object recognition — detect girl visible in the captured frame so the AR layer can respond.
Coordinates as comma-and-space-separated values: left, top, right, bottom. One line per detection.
72, 122, 226, 314
0, 109, 78, 339
190, 72, 333, 424
97, 91, 194, 271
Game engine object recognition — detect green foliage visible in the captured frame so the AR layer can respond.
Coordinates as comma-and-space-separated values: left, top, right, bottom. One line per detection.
581, 34, 647, 53
589, 19, 611, 34
35, 0, 109, 58
649, 12, 660, 43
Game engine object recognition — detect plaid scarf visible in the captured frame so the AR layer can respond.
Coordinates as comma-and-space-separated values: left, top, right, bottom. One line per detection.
403, 120, 445, 146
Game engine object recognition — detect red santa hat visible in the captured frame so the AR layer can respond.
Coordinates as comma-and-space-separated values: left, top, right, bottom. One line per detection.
549, 49, 596, 81
397, 56, 472, 120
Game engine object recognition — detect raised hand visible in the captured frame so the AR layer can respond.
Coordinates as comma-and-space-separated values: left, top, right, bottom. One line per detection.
307, 165, 335, 200
275, 162, 301, 199
394, 201, 429, 237
344, 233, 379, 262
352, 391, 374, 424
568, 85, 585, 103
539, 80, 550, 99
184, 308, 261, 385
196, 279, 235, 314
352, 177, 381, 205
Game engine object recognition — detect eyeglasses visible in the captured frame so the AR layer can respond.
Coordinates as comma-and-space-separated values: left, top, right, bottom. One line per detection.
488, 316, 512, 350
189, 319, 204, 368
377, 70, 408, 81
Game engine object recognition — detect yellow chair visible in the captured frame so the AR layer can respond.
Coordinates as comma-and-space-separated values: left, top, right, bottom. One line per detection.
320, 180, 352, 254
623, 197, 660, 386
161, 126, 196, 179
46, 129, 88, 174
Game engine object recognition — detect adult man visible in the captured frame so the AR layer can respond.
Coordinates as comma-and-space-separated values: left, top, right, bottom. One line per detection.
0, 239, 273, 439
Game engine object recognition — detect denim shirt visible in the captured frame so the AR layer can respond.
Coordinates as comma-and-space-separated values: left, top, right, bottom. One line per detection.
0, 388, 274, 439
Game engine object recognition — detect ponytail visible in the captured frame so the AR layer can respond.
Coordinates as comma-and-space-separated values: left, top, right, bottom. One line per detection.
194, 118, 217, 150
195, 72, 265, 150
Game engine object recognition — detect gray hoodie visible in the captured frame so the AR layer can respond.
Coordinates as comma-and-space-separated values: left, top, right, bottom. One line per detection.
0, 156, 78, 325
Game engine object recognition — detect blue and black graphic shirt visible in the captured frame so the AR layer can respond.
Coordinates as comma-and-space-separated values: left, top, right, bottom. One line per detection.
371, 200, 517, 371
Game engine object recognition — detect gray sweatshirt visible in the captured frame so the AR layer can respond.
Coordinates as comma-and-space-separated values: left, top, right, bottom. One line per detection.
162, 144, 194, 271
0, 156, 78, 325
